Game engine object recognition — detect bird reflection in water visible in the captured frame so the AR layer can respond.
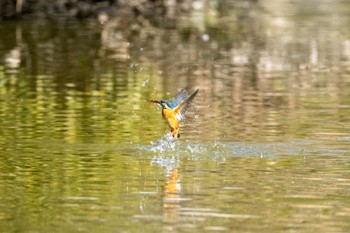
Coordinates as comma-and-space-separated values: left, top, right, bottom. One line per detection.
163, 168, 181, 226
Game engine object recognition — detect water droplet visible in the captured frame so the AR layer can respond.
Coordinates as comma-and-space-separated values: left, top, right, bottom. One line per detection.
202, 34, 209, 41
142, 79, 149, 87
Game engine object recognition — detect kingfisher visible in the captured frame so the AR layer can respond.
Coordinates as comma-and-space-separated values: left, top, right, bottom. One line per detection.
149, 88, 199, 138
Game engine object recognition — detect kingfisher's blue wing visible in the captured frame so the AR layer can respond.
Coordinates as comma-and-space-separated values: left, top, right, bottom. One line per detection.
168, 89, 189, 109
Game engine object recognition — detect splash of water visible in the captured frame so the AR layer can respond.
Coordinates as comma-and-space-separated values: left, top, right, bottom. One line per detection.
139, 139, 311, 159
149, 132, 178, 152
151, 155, 178, 173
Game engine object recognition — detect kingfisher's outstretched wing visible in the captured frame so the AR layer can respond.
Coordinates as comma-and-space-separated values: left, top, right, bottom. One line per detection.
168, 89, 189, 109
173, 89, 199, 121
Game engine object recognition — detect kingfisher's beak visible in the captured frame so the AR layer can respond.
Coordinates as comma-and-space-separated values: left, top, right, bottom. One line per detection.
148, 99, 160, 104
148, 99, 162, 107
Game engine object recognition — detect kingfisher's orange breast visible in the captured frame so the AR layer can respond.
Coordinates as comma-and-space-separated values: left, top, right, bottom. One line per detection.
162, 108, 179, 130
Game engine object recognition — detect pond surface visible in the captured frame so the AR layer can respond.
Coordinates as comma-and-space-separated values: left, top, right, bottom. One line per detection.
1, 1, 350, 232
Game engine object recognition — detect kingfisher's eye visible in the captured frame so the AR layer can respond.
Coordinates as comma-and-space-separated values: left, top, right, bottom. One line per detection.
161, 102, 169, 108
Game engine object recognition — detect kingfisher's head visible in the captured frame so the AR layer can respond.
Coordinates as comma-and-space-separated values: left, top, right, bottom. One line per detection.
160, 100, 172, 109
148, 99, 172, 109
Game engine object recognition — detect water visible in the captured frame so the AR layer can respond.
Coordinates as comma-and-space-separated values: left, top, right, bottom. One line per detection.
1, 1, 350, 232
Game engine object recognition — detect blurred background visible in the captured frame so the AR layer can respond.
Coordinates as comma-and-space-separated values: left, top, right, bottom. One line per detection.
0, 1, 350, 232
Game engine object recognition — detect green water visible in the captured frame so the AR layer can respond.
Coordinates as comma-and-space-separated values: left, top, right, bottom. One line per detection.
1, 1, 350, 232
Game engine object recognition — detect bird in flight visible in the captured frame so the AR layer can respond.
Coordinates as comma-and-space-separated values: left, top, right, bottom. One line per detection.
149, 88, 199, 138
